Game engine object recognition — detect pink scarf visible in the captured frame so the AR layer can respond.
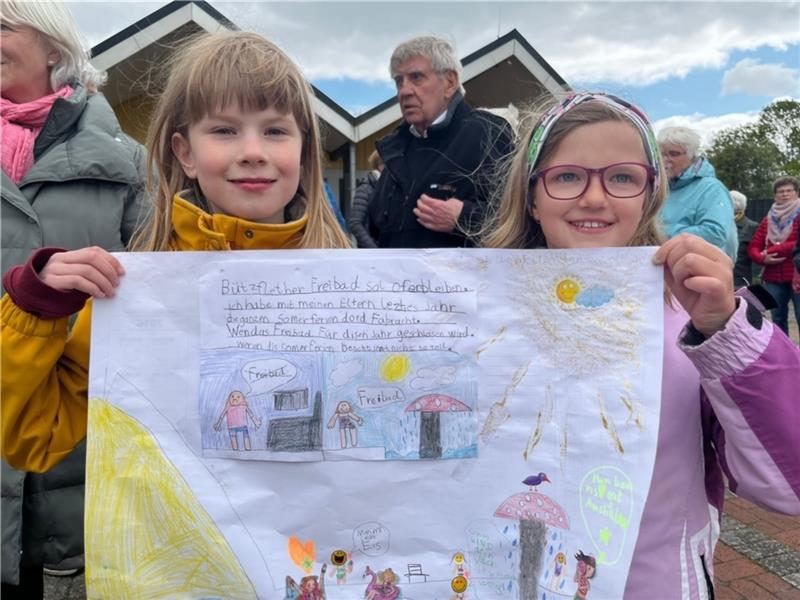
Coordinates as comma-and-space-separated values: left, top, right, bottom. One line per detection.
0, 86, 73, 184
767, 197, 800, 244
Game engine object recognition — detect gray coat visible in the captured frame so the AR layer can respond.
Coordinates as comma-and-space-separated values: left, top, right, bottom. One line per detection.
1, 84, 146, 584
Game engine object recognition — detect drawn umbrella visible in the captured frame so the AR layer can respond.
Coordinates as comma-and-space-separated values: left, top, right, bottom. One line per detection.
494, 489, 569, 598
405, 393, 471, 459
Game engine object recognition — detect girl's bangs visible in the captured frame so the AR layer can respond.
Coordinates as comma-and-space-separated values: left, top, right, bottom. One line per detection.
181, 40, 308, 129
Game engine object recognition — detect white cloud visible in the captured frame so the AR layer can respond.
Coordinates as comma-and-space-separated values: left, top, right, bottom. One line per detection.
722, 58, 800, 96
330, 359, 362, 387
653, 111, 760, 148
70, 2, 800, 88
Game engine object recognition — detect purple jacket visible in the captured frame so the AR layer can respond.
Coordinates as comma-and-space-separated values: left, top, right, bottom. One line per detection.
624, 299, 800, 598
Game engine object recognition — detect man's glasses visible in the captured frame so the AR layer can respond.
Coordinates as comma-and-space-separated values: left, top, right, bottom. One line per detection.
660, 150, 686, 159
531, 163, 655, 200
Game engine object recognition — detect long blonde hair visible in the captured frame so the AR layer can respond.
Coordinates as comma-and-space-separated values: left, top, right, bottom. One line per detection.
481, 96, 667, 250
130, 31, 350, 250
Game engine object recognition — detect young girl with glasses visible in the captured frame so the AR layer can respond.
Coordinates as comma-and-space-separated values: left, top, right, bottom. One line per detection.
1, 31, 351, 473
482, 92, 800, 599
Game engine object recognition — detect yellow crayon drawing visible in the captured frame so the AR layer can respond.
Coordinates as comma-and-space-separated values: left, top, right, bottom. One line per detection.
480, 359, 531, 440
475, 325, 508, 359
618, 393, 644, 429
597, 392, 625, 454
86, 399, 256, 599
523, 385, 555, 460
380, 354, 411, 382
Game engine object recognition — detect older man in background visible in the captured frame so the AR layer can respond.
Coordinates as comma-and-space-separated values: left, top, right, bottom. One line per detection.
368, 36, 513, 248
658, 126, 737, 260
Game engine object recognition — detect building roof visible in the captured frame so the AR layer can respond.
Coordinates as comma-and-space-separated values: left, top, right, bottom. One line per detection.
91, 1, 569, 152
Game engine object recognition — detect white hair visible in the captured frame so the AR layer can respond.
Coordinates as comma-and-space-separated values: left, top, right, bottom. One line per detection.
390, 36, 465, 95
1, 0, 106, 91
729, 190, 747, 214
657, 126, 702, 160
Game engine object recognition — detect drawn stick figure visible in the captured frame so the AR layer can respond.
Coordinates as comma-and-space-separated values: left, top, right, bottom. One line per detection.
214, 390, 262, 451
326, 401, 363, 449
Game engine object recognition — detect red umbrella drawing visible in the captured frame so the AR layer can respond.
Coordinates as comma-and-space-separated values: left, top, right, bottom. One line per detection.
405, 393, 471, 459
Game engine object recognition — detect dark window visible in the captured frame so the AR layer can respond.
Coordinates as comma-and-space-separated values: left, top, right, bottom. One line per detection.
274, 389, 309, 411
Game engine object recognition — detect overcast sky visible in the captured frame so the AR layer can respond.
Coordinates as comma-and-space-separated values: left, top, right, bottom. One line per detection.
68, 1, 800, 146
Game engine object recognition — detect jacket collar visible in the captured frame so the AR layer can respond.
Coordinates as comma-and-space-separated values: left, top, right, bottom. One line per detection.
378, 93, 469, 163
14, 86, 141, 188
33, 81, 86, 157
169, 192, 308, 251
670, 156, 715, 191
409, 92, 464, 139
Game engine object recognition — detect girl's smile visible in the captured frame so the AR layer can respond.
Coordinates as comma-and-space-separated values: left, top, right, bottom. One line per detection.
229, 177, 277, 192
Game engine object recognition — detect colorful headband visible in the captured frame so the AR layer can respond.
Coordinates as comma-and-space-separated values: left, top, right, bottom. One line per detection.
526, 92, 662, 195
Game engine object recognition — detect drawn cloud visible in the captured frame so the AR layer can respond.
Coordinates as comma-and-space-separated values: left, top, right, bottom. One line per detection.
330, 359, 363, 387
410, 366, 456, 391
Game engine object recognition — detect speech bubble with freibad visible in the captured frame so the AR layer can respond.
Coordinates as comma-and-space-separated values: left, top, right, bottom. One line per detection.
241, 358, 297, 395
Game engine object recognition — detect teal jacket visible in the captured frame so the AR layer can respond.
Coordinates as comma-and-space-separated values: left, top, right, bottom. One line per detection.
659, 157, 737, 260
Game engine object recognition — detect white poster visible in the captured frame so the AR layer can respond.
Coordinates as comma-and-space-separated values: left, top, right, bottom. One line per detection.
87, 247, 663, 600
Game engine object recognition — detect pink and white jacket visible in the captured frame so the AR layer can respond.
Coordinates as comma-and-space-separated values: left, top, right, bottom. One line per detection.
624, 298, 800, 599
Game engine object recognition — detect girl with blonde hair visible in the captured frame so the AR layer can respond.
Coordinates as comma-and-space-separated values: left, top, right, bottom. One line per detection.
482, 92, 799, 599
1, 31, 350, 476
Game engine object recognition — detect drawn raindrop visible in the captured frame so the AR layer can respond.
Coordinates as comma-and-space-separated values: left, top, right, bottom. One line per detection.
507, 580, 513, 592
503, 525, 509, 534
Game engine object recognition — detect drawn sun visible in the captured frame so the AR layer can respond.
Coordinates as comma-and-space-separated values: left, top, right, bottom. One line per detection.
555, 277, 581, 305
554, 276, 615, 309
380, 354, 411, 382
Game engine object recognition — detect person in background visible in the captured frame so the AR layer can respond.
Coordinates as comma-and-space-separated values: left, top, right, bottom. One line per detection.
748, 176, 800, 338
0, 1, 146, 596
730, 190, 758, 287
657, 126, 737, 261
794, 215, 800, 293
368, 35, 513, 248
349, 149, 383, 248
324, 178, 348, 232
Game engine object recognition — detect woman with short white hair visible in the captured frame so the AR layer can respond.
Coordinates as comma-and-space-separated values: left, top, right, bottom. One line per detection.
1, 1, 146, 596
657, 126, 737, 260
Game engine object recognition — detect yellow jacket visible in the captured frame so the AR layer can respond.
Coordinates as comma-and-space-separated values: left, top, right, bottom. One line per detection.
1, 194, 307, 472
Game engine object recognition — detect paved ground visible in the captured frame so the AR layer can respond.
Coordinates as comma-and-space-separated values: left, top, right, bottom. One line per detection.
715, 493, 800, 599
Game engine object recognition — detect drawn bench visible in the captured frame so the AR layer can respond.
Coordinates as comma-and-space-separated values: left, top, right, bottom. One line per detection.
405, 563, 429, 583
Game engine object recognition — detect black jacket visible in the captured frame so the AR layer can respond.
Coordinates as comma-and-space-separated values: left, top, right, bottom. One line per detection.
368, 95, 513, 248
349, 170, 380, 248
